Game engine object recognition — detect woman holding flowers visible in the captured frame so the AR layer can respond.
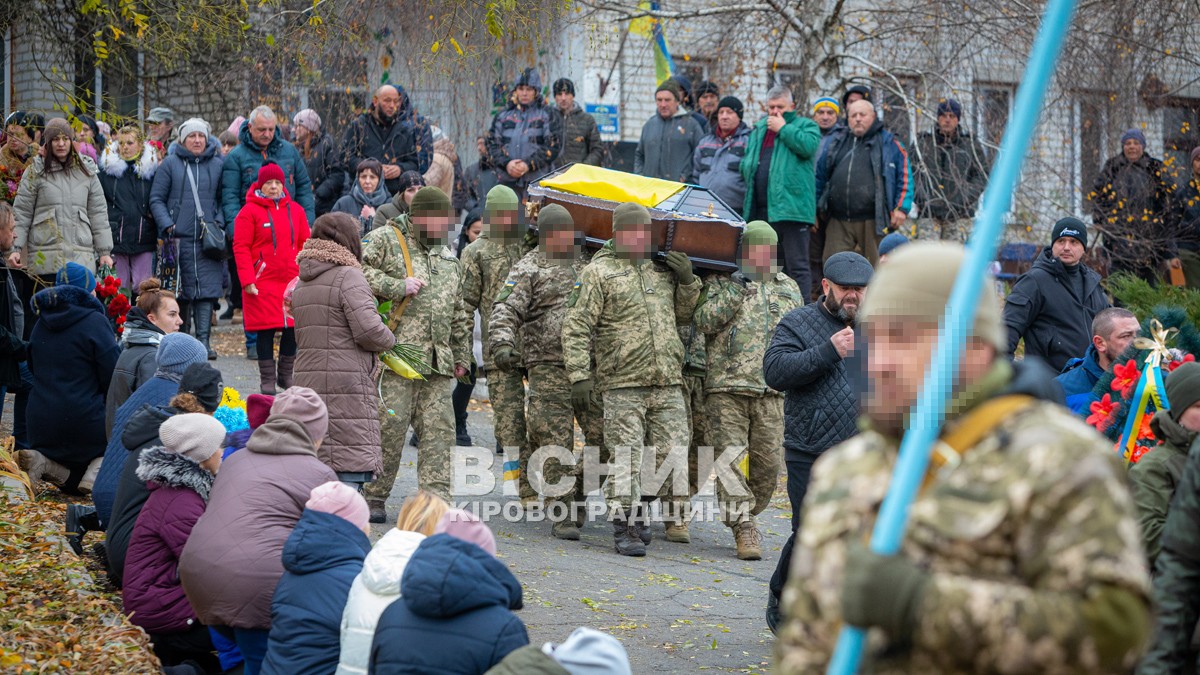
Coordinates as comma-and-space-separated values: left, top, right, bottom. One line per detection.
290, 212, 395, 487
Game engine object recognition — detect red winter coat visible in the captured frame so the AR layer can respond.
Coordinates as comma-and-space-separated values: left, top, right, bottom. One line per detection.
233, 187, 310, 331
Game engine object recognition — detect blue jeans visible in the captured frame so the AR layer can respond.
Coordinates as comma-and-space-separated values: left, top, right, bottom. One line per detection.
232, 627, 270, 675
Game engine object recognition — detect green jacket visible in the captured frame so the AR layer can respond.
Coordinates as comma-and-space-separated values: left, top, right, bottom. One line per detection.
739, 112, 821, 224
694, 272, 804, 395
361, 214, 471, 377
484, 645, 570, 675
1129, 410, 1193, 566
562, 246, 701, 392
460, 233, 529, 369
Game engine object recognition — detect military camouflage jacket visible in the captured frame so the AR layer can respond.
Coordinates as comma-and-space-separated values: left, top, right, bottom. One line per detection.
362, 214, 471, 377
776, 398, 1151, 674
562, 247, 702, 392
489, 247, 586, 368
693, 272, 804, 395
461, 233, 530, 369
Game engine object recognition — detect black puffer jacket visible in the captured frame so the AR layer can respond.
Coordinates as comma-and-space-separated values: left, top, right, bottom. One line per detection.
300, 131, 345, 216
762, 299, 857, 458
98, 143, 159, 255
105, 404, 177, 588
1002, 247, 1109, 372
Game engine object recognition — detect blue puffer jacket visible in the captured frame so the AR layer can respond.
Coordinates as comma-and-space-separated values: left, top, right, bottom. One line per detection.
485, 97, 562, 189
368, 534, 527, 675
221, 121, 316, 226
260, 509, 370, 675
1055, 344, 1105, 416
693, 123, 751, 212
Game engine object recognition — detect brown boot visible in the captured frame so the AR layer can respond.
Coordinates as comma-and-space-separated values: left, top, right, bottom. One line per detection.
258, 359, 278, 395
665, 520, 691, 544
276, 353, 295, 390
733, 521, 763, 560
18, 449, 70, 487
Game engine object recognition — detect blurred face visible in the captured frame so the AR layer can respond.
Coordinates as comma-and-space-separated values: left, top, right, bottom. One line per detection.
937, 111, 960, 136
149, 297, 183, 333
413, 212, 454, 244
358, 169, 380, 193
148, 120, 172, 141
555, 91, 575, 112
487, 211, 519, 240
516, 85, 536, 106
465, 219, 483, 243
1052, 236, 1084, 265
848, 101, 876, 137
813, 107, 838, 130
249, 115, 276, 148
739, 243, 776, 279
1095, 316, 1140, 367
0, 216, 15, 251
77, 125, 94, 144
5, 125, 32, 154
698, 92, 719, 115
717, 108, 740, 133
1123, 138, 1144, 162
403, 185, 422, 206
49, 134, 72, 160
117, 133, 141, 161
767, 97, 794, 117
1180, 401, 1200, 433
542, 226, 577, 259
476, 137, 486, 155
614, 224, 651, 260
656, 91, 679, 119
261, 179, 284, 199
821, 279, 864, 323
221, 142, 236, 156
184, 132, 207, 155
375, 88, 401, 118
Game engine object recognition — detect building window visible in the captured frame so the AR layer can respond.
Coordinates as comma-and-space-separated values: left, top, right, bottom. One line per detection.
677, 56, 712, 90
1074, 95, 1109, 215
1163, 101, 1200, 180
975, 85, 1013, 157
874, 76, 921, 147
767, 64, 804, 102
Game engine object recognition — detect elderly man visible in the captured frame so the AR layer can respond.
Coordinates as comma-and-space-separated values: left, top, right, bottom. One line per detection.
740, 85, 821, 294
815, 99, 913, 266
1092, 128, 1181, 283
486, 68, 562, 202
635, 80, 704, 183
221, 105, 316, 225
342, 84, 433, 195
1003, 217, 1110, 372
762, 250, 872, 631
775, 242, 1151, 673
694, 96, 752, 212
695, 80, 721, 130
146, 107, 175, 147
914, 98, 990, 243
1055, 307, 1139, 415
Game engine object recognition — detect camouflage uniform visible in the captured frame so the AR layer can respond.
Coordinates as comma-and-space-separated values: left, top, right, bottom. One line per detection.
362, 215, 471, 502
679, 325, 707, 499
694, 272, 804, 527
490, 248, 604, 511
775, 395, 1152, 674
461, 234, 533, 497
562, 245, 702, 517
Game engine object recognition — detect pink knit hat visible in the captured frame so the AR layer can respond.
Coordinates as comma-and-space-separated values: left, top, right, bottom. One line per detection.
269, 386, 329, 444
246, 394, 274, 430
228, 116, 246, 137
435, 509, 496, 555
306, 481, 370, 532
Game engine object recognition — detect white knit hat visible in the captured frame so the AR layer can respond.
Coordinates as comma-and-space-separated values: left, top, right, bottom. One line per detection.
159, 413, 226, 463
177, 118, 211, 142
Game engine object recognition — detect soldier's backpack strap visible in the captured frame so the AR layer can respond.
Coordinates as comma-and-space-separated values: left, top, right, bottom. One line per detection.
386, 223, 415, 332
923, 394, 1038, 492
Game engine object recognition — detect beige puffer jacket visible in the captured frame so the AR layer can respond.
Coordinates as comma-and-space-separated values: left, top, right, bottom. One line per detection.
12, 155, 112, 277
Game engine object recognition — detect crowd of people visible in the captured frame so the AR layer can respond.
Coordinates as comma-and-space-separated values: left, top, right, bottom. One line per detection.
2, 66, 1200, 674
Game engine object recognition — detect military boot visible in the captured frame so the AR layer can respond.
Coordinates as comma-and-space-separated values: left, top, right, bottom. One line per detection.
367, 499, 388, 524
733, 521, 763, 560
665, 520, 691, 544
612, 518, 646, 557
549, 500, 581, 540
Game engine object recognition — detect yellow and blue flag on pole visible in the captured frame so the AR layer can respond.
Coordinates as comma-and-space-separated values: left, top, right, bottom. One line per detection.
628, 1, 675, 84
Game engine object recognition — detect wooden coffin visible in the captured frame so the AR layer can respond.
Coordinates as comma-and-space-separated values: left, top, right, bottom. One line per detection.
525, 164, 745, 272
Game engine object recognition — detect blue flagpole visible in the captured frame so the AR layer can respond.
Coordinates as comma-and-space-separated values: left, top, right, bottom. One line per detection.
825, 0, 1079, 672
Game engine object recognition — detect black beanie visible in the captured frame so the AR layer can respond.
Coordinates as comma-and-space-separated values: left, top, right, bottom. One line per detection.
717, 96, 744, 120
179, 363, 224, 413
1167, 362, 1200, 423
695, 80, 720, 99
1051, 217, 1087, 247
553, 78, 575, 96
841, 85, 872, 109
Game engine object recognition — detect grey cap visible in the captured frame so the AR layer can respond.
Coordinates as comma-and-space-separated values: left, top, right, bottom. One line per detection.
823, 251, 874, 287
878, 232, 910, 258
147, 107, 175, 123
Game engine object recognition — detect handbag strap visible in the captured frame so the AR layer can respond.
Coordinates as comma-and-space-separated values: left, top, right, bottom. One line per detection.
185, 164, 205, 223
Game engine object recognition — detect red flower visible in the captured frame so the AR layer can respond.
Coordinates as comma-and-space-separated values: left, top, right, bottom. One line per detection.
1087, 393, 1118, 431
1137, 414, 1155, 441
1111, 360, 1141, 399
1129, 445, 1152, 464
1168, 354, 1197, 372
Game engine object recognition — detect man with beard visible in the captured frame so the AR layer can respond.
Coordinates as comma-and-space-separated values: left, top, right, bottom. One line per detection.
761, 250, 872, 632
342, 84, 434, 195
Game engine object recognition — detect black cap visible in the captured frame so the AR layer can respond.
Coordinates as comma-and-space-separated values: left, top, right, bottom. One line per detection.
823, 251, 874, 287
717, 96, 744, 120
1051, 217, 1087, 247
695, 80, 720, 98
841, 85, 872, 109
398, 170, 426, 192
552, 78, 575, 96
179, 363, 224, 413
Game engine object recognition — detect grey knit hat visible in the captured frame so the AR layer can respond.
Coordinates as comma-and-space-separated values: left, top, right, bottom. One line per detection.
159, 413, 226, 464
156, 333, 208, 376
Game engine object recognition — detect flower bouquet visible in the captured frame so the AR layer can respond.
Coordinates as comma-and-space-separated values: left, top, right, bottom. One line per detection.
376, 299, 430, 380
95, 268, 131, 337
0, 162, 24, 204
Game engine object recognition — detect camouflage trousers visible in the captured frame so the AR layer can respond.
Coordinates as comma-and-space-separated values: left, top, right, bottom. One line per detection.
682, 373, 708, 495
601, 385, 691, 519
914, 216, 971, 244
706, 392, 784, 527
489, 368, 532, 499
526, 364, 606, 513
366, 371, 455, 502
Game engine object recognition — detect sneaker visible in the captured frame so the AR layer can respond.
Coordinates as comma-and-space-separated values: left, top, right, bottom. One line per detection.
733, 521, 763, 560
368, 499, 387, 524
665, 521, 691, 544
